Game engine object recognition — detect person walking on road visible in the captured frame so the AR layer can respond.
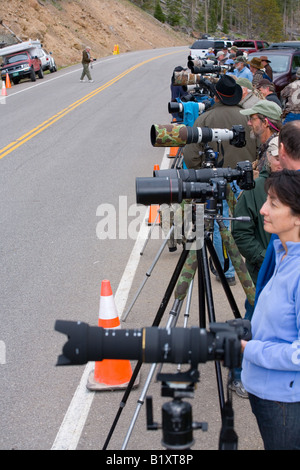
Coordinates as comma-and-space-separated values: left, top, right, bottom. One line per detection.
80, 46, 94, 83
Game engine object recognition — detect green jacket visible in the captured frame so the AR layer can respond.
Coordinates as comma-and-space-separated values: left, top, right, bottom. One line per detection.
182, 101, 257, 169
82, 50, 91, 64
232, 167, 271, 285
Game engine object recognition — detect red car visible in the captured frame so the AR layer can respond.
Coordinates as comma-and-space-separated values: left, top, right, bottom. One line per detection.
0, 50, 43, 84
233, 39, 269, 54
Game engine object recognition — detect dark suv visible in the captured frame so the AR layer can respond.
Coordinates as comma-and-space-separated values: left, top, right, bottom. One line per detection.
233, 39, 269, 54
247, 48, 300, 96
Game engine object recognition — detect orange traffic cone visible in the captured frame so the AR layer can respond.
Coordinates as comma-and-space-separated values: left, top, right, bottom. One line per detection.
5, 73, 11, 89
168, 146, 179, 158
148, 165, 161, 225
1, 81, 7, 96
113, 44, 119, 55
86, 280, 138, 391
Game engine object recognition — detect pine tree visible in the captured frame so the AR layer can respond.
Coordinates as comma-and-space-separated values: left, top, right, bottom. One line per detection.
154, 0, 165, 22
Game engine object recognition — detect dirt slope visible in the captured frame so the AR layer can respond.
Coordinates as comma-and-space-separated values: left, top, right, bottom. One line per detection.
0, 0, 189, 67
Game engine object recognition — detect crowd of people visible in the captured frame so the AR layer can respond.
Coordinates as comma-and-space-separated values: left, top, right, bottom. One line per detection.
180, 46, 300, 450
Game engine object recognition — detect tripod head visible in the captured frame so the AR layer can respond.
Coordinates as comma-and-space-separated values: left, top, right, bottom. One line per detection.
146, 367, 208, 450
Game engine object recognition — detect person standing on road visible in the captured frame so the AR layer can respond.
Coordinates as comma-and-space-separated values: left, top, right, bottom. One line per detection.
256, 79, 282, 109
232, 56, 253, 82
254, 121, 300, 304
80, 46, 94, 83
239, 100, 282, 178
241, 169, 300, 450
183, 75, 257, 286
260, 56, 273, 81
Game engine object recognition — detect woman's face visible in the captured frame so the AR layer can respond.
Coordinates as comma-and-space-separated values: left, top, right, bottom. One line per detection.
267, 152, 282, 172
260, 189, 300, 242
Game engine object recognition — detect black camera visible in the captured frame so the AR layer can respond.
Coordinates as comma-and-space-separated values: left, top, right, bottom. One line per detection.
136, 161, 254, 206
55, 318, 251, 370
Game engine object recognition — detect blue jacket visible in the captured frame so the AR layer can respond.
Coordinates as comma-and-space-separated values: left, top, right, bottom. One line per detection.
254, 233, 278, 302
242, 239, 300, 402
233, 66, 253, 81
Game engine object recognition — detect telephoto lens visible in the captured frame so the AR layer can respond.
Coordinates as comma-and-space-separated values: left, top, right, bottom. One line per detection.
136, 176, 218, 205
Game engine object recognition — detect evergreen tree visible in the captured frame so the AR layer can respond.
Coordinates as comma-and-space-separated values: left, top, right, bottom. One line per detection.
154, 0, 165, 22
166, 0, 182, 27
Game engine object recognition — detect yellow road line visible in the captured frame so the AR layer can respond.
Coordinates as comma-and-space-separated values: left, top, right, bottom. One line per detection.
0, 50, 183, 160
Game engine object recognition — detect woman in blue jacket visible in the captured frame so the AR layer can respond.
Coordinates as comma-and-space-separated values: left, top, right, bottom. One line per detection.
241, 169, 300, 450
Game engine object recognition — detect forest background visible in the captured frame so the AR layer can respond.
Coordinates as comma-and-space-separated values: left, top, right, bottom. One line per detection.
135, 0, 300, 42
0, 0, 299, 69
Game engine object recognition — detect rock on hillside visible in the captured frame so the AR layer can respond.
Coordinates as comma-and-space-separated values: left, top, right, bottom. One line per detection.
0, 0, 189, 67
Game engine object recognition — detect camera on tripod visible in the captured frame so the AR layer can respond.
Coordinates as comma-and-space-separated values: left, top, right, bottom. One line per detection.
136, 123, 252, 207
55, 318, 251, 368
136, 160, 254, 206
150, 123, 246, 148
55, 318, 251, 450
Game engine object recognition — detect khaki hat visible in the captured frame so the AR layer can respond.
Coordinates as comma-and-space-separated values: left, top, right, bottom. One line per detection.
240, 100, 282, 120
268, 136, 279, 156
247, 57, 262, 69
260, 56, 271, 63
236, 77, 253, 90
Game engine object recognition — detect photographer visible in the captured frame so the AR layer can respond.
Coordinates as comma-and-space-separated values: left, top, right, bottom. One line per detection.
232, 136, 282, 289
80, 46, 94, 83
183, 75, 256, 285
255, 121, 300, 305
183, 75, 256, 169
241, 169, 300, 450
240, 100, 282, 178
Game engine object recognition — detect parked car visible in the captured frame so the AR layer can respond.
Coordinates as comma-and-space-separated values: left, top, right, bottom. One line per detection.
189, 39, 226, 59
35, 48, 57, 73
247, 48, 300, 96
233, 39, 269, 54
0, 51, 43, 84
268, 41, 300, 50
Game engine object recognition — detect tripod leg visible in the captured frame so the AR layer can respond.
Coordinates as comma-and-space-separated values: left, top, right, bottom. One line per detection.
121, 299, 183, 450
102, 248, 189, 450
199, 240, 225, 410
121, 225, 175, 321
205, 235, 241, 319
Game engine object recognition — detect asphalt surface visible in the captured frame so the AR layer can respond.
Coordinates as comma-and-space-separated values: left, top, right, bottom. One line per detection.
0, 46, 263, 452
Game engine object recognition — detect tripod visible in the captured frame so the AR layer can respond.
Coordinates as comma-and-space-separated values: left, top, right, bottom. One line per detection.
102, 201, 248, 450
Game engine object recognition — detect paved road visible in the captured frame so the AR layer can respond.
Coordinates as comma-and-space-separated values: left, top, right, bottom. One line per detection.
0, 46, 263, 451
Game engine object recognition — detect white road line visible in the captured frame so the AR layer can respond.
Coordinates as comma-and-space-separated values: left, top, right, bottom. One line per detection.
51, 148, 169, 450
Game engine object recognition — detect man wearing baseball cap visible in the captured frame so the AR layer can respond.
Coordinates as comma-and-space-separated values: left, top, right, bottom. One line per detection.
240, 100, 282, 177
232, 56, 253, 81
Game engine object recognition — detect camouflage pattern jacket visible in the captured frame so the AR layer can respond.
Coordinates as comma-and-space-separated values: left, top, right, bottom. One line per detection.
280, 79, 300, 116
